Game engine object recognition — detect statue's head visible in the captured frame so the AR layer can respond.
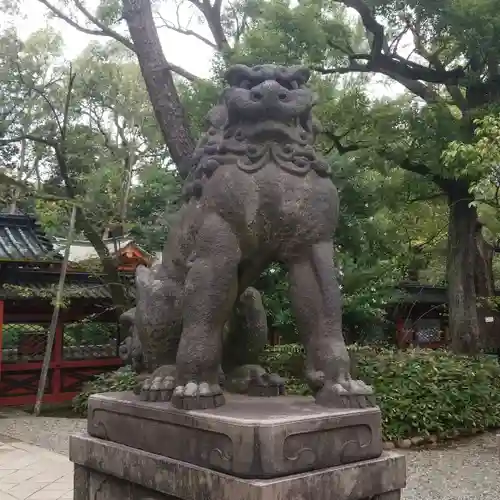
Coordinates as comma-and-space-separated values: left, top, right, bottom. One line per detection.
222, 64, 314, 134
185, 63, 327, 200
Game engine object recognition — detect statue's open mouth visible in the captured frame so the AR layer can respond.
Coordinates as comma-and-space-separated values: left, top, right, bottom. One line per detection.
227, 118, 310, 145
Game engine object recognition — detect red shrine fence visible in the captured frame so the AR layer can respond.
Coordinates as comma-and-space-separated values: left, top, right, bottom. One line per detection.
0, 300, 124, 406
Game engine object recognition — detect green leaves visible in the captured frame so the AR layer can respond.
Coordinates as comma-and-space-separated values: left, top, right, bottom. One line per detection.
72, 366, 138, 416
95, 0, 122, 26
261, 344, 500, 441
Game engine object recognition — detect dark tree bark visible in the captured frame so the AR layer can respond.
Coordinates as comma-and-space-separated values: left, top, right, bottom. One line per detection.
122, 0, 196, 178
475, 224, 495, 297
446, 184, 480, 353
474, 223, 498, 352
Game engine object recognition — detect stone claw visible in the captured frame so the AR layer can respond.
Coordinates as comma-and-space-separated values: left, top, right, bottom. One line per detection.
315, 378, 376, 409
306, 369, 326, 391
138, 365, 177, 402
224, 364, 286, 397
171, 382, 225, 410
248, 372, 286, 397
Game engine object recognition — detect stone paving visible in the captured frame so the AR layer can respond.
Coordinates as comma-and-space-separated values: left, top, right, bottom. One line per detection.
0, 436, 73, 500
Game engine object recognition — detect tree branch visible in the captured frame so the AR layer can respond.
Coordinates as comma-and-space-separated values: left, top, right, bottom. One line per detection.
0, 171, 73, 202
388, 155, 453, 192
314, 59, 444, 104
0, 134, 56, 148
187, 0, 231, 55
122, 0, 196, 177
73, 0, 135, 51
62, 68, 76, 140
407, 192, 444, 203
322, 130, 366, 155
341, 0, 387, 56
14, 64, 65, 136
36, 0, 201, 82
323, 0, 466, 102
409, 17, 468, 111
37, 0, 103, 36
156, 10, 218, 50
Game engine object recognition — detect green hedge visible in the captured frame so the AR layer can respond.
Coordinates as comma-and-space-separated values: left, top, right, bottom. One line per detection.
74, 345, 500, 442
72, 367, 138, 417
262, 344, 500, 441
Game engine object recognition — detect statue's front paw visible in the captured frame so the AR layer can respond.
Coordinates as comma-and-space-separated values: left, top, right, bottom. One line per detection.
315, 378, 376, 409
138, 365, 177, 402
171, 382, 225, 410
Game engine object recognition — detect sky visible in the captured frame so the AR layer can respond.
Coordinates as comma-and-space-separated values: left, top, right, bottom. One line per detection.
15, 0, 216, 79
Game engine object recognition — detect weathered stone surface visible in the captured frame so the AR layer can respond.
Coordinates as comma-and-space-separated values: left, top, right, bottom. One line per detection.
87, 391, 383, 479
74, 465, 177, 500
70, 433, 405, 500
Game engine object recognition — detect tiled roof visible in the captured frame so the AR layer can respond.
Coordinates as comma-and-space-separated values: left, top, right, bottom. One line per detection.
0, 268, 135, 301
52, 235, 134, 262
0, 213, 62, 262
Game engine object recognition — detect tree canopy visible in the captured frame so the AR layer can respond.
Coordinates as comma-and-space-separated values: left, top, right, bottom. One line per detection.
1, 0, 500, 349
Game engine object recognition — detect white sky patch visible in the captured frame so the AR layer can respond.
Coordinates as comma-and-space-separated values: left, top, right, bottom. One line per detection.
12, 0, 216, 78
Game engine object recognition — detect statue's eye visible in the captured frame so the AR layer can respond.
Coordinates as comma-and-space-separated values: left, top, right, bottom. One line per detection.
240, 79, 252, 89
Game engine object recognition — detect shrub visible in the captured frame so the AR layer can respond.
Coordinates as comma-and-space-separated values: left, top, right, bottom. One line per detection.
261, 344, 500, 441
72, 366, 138, 417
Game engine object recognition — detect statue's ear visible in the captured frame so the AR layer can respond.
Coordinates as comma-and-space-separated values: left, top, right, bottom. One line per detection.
135, 264, 152, 294
224, 64, 253, 87
289, 66, 311, 86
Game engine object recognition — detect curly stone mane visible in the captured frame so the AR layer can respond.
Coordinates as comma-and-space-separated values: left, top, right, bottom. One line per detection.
183, 64, 329, 200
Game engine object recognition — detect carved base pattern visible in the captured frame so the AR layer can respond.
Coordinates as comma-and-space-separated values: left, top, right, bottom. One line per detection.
87, 392, 383, 478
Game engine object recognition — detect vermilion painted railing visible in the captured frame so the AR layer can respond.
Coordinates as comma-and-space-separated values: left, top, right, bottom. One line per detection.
0, 300, 123, 407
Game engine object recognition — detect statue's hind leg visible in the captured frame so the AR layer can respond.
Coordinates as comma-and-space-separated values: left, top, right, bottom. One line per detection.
223, 287, 285, 396
172, 213, 241, 410
287, 240, 375, 408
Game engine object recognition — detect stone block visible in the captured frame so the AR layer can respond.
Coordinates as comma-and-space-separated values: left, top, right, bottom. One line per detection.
70, 433, 406, 500
87, 391, 383, 479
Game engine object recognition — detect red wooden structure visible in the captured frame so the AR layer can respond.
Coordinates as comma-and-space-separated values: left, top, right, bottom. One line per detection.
0, 213, 136, 406
389, 282, 449, 349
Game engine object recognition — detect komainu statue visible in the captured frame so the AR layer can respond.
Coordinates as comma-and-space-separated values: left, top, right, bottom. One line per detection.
125, 64, 373, 410
119, 275, 285, 398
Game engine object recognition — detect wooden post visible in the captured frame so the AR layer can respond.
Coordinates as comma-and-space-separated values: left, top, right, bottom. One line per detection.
51, 322, 64, 400
0, 300, 4, 383
34, 204, 77, 416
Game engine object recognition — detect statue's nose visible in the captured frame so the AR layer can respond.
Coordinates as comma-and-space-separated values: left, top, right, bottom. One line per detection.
250, 80, 289, 104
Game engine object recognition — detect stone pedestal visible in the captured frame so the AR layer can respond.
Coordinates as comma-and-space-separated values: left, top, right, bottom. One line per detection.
70, 392, 406, 499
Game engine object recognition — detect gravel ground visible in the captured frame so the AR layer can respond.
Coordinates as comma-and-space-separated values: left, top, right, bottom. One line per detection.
0, 408, 498, 498
402, 432, 500, 500
0, 408, 86, 455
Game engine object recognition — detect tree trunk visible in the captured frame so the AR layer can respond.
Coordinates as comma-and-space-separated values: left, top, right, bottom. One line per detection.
75, 208, 131, 317
474, 223, 498, 351
122, 0, 195, 178
447, 184, 480, 353
474, 224, 495, 296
